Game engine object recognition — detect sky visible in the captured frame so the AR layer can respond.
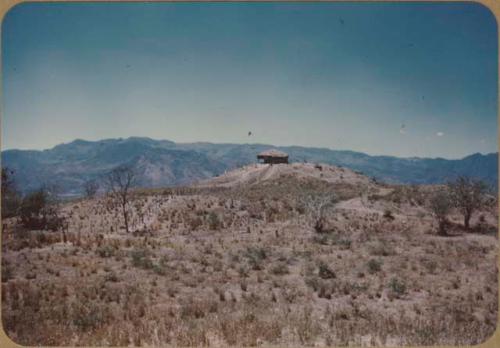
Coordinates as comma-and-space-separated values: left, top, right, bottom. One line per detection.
1, 2, 498, 159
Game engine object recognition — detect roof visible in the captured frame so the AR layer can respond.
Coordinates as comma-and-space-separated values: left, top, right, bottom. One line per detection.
257, 149, 289, 158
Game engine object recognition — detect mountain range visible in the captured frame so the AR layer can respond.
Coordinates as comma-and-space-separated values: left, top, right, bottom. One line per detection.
1, 137, 497, 196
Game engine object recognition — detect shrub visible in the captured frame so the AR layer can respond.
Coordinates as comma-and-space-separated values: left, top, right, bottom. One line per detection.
369, 241, 395, 256
429, 189, 452, 236
1, 168, 21, 219
311, 235, 330, 245
153, 264, 166, 276
367, 259, 382, 274
104, 272, 119, 282
96, 245, 115, 258
270, 262, 289, 275
383, 209, 395, 220
244, 246, 268, 270
19, 188, 65, 231
337, 238, 352, 250
208, 212, 221, 230
1, 264, 13, 283
72, 302, 110, 331
388, 277, 407, 297
188, 216, 203, 231
130, 249, 153, 269
318, 262, 336, 279
305, 276, 321, 291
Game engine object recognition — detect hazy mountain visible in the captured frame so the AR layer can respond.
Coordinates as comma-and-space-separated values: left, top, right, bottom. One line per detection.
2, 137, 497, 196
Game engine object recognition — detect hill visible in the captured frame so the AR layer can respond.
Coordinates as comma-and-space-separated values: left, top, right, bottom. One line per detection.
1, 137, 497, 195
1, 160, 497, 346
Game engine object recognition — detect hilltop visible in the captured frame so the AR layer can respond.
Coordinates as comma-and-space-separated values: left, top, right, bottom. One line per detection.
195, 162, 373, 188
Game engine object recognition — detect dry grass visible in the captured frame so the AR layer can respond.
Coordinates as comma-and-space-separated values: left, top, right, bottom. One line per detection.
1, 164, 498, 346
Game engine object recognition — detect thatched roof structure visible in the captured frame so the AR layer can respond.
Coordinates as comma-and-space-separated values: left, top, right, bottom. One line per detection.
257, 149, 288, 158
257, 149, 289, 164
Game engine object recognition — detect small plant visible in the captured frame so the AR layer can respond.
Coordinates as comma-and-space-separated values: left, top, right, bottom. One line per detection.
104, 272, 119, 282
188, 216, 203, 231
305, 276, 321, 291
208, 212, 221, 230
244, 246, 268, 270
367, 259, 382, 274
369, 241, 394, 256
72, 302, 109, 331
152, 264, 166, 276
318, 262, 336, 279
422, 259, 438, 274
130, 249, 153, 269
388, 277, 407, 297
96, 245, 115, 258
270, 262, 289, 276
1, 264, 13, 283
383, 209, 395, 220
311, 235, 329, 245
337, 238, 352, 250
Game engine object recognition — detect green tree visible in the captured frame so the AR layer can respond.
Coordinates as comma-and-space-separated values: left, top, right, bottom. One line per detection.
429, 188, 452, 236
447, 176, 488, 230
19, 186, 64, 230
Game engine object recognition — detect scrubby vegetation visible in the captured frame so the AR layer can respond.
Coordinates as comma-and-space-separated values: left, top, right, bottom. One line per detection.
1, 164, 497, 346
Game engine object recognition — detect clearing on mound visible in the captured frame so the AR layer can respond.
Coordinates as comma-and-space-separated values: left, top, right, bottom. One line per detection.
196, 162, 374, 188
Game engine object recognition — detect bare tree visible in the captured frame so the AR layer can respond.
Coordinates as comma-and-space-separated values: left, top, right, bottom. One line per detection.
299, 192, 336, 233
1, 167, 21, 219
83, 179, 99, 198
447, 176, 488, 230
105, 165, 136, 233
429, 188, 452, 236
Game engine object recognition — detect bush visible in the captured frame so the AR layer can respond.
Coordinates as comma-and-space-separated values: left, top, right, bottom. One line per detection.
369, 241, 395, 256
1, 168, 21, 219
367, 259, 382, 274
1, 264, 13, 283
337, 238, 352, 250
72, 302, 110, 331
244, 246, 268, 270
388, 277, 407, 297
270, 262, 289, 275
19, 188, 65, 231
311, 235, 329, 245
96, 245, 115, 258
208, 212, 221, 230
304, 276, 321, 291
429, 189, 452, 236
130, 249, 153, 269
318, 262, 336, 279
188, 216, 203, 231
383, 209, 395, 220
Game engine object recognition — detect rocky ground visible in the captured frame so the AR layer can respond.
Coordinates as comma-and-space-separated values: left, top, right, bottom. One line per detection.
1, 163, 498, 346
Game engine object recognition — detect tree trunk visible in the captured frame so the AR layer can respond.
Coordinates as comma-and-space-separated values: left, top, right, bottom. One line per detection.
438, 219, 447, 236
122, 203, 129, 233
464, 212, 471, 230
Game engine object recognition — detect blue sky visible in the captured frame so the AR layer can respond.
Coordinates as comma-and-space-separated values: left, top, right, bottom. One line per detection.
1, 2, 497, 158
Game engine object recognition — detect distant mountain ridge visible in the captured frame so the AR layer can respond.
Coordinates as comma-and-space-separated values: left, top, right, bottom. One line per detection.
1, 137, 497, 196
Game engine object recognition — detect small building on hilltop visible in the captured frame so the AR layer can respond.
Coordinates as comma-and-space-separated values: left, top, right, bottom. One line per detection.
257, 149, 289, 164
